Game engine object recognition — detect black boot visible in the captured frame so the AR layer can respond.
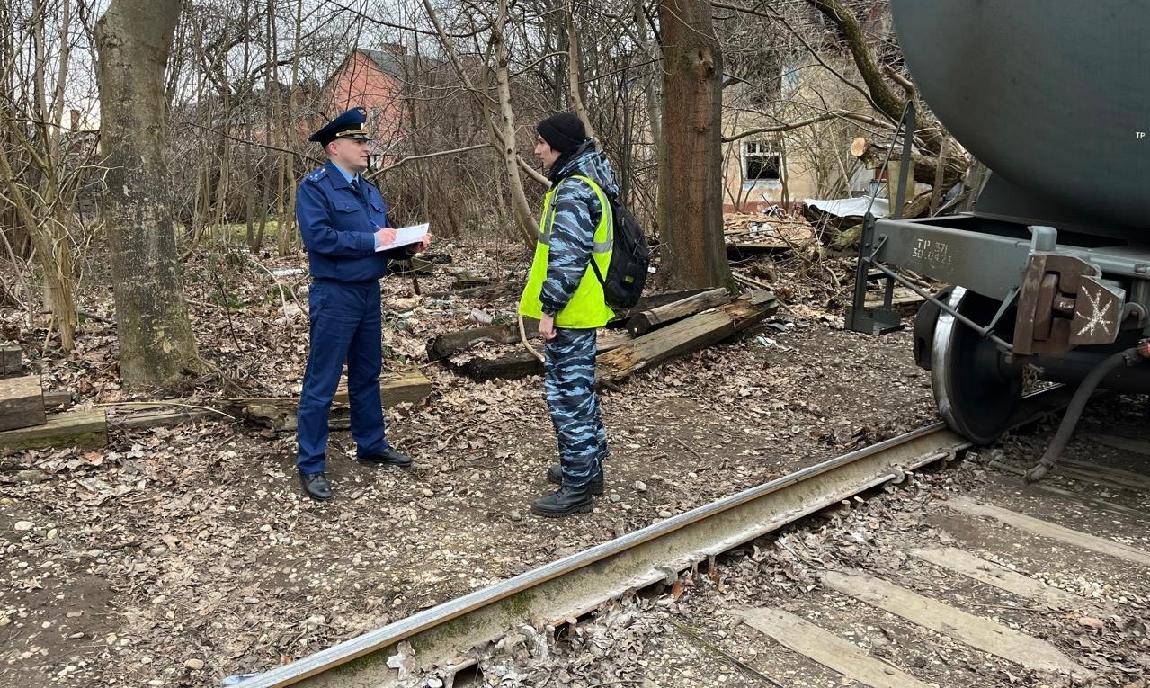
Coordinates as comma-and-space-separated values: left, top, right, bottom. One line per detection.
530, 483, 594, 518
299, 471, 333, 501
546, 464, 604, 495
358, 446, 414, 468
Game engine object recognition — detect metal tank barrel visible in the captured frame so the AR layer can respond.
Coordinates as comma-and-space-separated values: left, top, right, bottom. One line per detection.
890, 0, 1150, 233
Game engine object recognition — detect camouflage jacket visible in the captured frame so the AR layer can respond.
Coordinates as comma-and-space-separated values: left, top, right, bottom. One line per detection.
539, 144, 620, 315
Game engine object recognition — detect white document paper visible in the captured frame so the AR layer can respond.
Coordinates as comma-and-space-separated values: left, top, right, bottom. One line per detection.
375, 222, 429, 252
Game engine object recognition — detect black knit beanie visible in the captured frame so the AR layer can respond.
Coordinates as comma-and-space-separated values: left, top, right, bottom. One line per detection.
537, 112, 586, 154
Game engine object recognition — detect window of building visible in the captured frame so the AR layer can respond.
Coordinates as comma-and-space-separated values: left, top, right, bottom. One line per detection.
743, 139, 782, 182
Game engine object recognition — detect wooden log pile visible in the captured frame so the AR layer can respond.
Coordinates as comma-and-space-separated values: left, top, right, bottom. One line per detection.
112, 370, 435, 433
599, 291, 778, 384
428, 290, 779, 384
0, 344, 108, 450
0, 338, 434, 447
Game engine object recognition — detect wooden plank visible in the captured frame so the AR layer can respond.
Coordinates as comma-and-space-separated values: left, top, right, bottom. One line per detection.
458, 329, 635, 382
822, 570, 1091, 679
0, 375, 46, 431
626, 288, 730, 336
426, 322, 532, 361
42, 390, 73, 411
0, 409, 107, 451
116, 408, 216, 430
427, 291, 711, 363
461, 350, 541, 382
910, 548, 1084, 610
989, 461, 1150, 519
1058, 455, 1150, 491
1088, 433, 1150, 457
0, 343, 20, 378
738, 608, 932, 688
948, 497, 1150, 567
232, 370, 434, 431
451, 277, 492, 290
864, 290, 924, 309
114, 372, 434, 432
377, 370, 435, 408
626, 288, 709, 313
598, 291, 778, 384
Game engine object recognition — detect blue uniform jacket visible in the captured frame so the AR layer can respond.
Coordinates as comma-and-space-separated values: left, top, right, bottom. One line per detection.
296, 161, 407, 282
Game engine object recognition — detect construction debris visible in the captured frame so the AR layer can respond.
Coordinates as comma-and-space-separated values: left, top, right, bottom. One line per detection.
724, 214, 817, 258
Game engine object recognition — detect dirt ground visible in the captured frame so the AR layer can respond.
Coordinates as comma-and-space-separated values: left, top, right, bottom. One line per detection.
468, 395, 1150, 688
0, 240, 935, 687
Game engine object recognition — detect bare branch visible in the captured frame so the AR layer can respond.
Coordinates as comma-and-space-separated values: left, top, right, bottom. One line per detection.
723, 110, 889, 142
368, 143, 491, 178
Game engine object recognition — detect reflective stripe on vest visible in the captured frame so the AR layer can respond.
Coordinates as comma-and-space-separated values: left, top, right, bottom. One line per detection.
518, 175, 615, 329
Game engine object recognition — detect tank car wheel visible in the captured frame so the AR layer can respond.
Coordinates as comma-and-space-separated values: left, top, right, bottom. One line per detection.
931, 287, 1023, 444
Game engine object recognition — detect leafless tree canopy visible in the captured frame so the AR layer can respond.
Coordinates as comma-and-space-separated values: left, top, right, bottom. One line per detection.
0, 0, 965, 379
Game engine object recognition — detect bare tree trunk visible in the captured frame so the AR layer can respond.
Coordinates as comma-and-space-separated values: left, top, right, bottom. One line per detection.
634, 0, 662, 154
420, 0, 536, 245
13, 0, 78, 350
657, 0, 730, 288
491, 0, 536, 244
0, 152, 76, 350
95, 0, 200, 387
278, 0, 304, 256
564, 0, 597, 140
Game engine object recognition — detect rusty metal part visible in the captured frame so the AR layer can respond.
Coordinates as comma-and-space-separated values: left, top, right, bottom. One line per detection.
1014, 254, 1123, 355
1033, 273, 1058, 342
241, 390, 1070, 688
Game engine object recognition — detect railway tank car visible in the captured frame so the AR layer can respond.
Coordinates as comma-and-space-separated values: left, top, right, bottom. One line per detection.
851, 0, 1150, 446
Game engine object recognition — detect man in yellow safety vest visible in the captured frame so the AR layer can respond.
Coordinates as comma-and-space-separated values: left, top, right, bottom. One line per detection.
519, 112, 616, 518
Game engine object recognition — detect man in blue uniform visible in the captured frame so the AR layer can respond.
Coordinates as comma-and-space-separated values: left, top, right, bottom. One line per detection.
295, 107, 427, 501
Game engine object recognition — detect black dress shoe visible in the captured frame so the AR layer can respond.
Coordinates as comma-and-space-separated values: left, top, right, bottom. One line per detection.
299, 471, 333, 501
358, 446, 413, 468
546, 464, 604, 495
530, 483, 594, 518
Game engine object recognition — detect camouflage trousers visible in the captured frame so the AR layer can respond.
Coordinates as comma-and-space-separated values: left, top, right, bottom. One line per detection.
544, 327, 608, 488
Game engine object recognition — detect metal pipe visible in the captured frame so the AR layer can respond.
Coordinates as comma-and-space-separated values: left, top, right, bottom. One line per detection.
1025, 346, 1144, 483
1008, 350, 1150, 392
867, 259, 1014, 350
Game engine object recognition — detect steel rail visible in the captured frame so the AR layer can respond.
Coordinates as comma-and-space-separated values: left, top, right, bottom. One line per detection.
239, 389, 1068, 688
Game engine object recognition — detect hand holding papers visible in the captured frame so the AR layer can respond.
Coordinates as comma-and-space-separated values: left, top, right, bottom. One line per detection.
375, 223, 430, 252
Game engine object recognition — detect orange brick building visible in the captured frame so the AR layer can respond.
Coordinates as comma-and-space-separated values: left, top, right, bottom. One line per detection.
323, 47, 416, 159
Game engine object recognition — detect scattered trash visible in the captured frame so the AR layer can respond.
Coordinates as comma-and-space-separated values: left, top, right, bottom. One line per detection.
755, 335, 793, 352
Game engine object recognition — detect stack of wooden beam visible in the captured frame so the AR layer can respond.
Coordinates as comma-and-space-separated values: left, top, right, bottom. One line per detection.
427, 289, 779, 384
0, 344, 106, 451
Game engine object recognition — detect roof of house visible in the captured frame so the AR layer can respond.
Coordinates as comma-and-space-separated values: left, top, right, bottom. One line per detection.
360, 49, 416, 79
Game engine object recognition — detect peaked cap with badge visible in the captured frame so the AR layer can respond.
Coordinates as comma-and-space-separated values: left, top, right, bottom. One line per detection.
308, 107, 374, 147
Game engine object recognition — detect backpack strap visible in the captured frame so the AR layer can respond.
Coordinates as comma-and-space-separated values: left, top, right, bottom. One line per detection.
568, 174, 612, 287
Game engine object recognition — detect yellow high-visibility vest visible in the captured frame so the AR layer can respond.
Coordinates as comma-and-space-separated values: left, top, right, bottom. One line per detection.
518, 174, 614, 328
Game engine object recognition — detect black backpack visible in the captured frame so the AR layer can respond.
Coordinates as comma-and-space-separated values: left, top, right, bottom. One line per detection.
580, 182, 649, 309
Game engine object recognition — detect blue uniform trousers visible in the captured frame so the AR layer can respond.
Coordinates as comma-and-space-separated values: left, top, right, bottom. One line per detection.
545, 328, 608, 488
297, 279, 389, 473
